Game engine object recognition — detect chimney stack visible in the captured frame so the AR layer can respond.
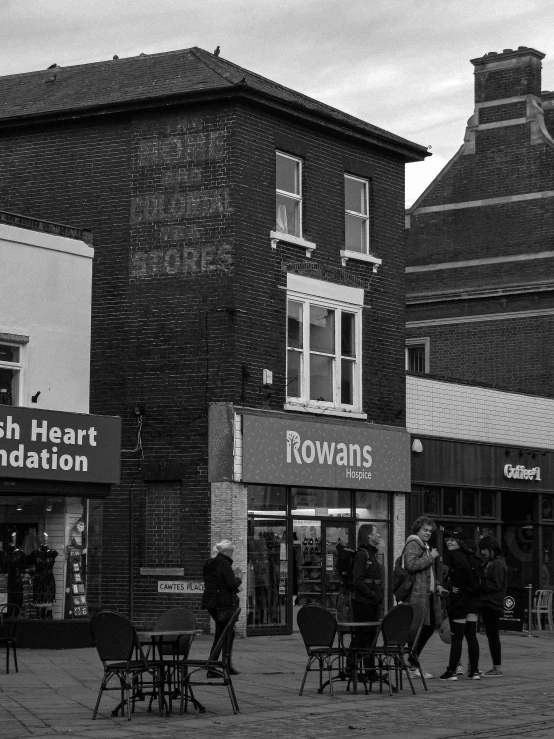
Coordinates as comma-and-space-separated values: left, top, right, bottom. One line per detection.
470, 47, 545, 104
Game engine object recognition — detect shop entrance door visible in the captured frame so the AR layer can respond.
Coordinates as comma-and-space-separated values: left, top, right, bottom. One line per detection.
293, 519, 355, 629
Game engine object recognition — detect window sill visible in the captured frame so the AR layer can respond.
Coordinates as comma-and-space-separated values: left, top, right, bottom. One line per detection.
271, 231, 316, 258
340, 249, 382, 272
284, 402, 367, 420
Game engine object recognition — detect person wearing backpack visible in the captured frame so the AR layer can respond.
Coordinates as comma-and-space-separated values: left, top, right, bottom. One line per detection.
401, 516, 443, 680
477, 535, 507, 677
348, 523, 385, 680
439, 530, 481, 681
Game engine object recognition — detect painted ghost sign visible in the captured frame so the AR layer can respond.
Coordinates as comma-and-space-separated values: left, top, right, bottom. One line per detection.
130, 120, 233, 280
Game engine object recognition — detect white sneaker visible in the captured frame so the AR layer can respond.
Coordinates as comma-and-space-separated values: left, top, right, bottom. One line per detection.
455, 664, 464, 675
408, 668, 433, 679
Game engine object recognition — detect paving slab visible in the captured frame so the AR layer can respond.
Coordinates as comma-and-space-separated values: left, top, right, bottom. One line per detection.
0, 630, 554, 738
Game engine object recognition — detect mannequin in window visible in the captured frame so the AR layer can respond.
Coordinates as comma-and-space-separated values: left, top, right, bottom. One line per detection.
28, 535, 58, 619
2, 536, 27, 610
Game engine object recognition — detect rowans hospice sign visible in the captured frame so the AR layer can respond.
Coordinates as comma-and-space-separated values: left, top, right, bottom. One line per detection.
0, 406, 121, 484
241, 415, 410, 491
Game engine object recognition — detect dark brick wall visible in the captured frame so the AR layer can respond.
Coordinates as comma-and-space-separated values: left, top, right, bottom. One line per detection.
0, 94, 409, 626
479, 101, 527, 124
406, 315, 554, 396
406, 49, 554, 398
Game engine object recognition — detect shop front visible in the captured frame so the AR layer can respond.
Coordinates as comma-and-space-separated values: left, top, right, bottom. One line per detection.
410, 436, 554, 596
0, 405, 120, 647
239, 412, 411, 635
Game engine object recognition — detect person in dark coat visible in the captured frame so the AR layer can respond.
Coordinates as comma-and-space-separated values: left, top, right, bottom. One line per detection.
201, 539, 242, 676
348, 523, 385, 680
439, 530, 481, 681
478, 535, 507, 676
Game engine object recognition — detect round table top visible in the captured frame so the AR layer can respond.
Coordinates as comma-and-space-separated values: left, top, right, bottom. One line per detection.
137, 629, 202, 639
337, 621, 381, 628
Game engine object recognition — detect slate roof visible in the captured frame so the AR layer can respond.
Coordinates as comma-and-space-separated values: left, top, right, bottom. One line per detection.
0, 47, 427, 161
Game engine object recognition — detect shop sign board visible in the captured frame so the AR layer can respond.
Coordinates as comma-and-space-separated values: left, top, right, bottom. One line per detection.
499, 588, 525, 631
157, 581, 205, 593
242, 415, 410, 491
0, 406, 121, 484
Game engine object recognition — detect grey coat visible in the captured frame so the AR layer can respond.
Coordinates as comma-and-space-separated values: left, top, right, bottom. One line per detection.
402, 535, 442, 627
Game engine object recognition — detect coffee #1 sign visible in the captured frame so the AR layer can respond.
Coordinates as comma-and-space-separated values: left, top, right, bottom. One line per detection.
0, 406, 121, 484
241, 415, 410, 491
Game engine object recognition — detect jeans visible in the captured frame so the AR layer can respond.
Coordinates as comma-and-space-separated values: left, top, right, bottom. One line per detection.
481, 606, 502, 666
207, 608, 235, 663
408, 595, 435, 667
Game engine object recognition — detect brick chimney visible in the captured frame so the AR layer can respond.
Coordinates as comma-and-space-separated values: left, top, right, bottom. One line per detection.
470, 46, 545, 103
459, 47, 548, 154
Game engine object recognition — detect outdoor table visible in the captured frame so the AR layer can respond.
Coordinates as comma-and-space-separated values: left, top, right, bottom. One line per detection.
337, 621, 382, 694
136, 629, 204, 716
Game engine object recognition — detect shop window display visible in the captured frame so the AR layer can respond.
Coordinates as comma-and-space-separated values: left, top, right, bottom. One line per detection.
0, 497, 95, 620
247, 518, 287, 630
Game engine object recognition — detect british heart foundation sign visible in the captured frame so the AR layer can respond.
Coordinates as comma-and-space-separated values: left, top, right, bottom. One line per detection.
0, 406, 121, 484
241, 414, 410, 491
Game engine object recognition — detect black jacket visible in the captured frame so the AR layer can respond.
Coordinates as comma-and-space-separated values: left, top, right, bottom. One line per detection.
351, 545, 384, 605
201, 553, 241, 610
445, 548, 480, 619
481, 557, 507, 611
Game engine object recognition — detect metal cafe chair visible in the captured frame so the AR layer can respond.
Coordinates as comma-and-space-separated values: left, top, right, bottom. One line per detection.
297, 604, 343, 696
0, 604, 21, 674
371, 603, 416, 696
533, 590, 554, 631
148, 607, 203, 713
401, 602, 429, 691
179, 606, 241, 715
90, 610, 165, 720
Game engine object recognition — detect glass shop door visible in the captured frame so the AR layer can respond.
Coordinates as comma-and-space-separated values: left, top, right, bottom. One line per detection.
293, 520, 355, 629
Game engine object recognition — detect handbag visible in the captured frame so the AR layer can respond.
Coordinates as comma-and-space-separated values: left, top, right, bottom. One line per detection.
393, 572, 415, 602
439, 617, 451, 644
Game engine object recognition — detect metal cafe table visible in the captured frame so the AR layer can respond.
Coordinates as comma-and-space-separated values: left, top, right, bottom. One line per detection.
136, 629, 204, 716
337, 620, 382, 694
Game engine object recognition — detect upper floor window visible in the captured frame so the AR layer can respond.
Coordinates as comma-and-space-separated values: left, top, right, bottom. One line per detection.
276, 152, 302, 238
344, 174, 369, 254
286, 275, 364, 416
405, 338, 430, 374
0, 343, 22, 406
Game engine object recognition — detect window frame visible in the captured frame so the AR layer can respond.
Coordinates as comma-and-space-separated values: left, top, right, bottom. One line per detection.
405, 337, 430, 374
344, 173, 370, 255
276, 151, 303, 239
286, 277, 364, 416
0, 341, 24, 407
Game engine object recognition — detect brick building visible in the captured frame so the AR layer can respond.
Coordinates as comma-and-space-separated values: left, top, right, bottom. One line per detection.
0, 48, 427, 634
406, 46, 554, 396
404, 46, 554, 604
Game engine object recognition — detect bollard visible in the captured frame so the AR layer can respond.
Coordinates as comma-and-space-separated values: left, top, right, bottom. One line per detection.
522, 583, 539, 637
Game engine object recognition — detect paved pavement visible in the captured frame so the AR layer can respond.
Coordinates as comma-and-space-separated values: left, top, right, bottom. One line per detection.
0, 628, 553, 739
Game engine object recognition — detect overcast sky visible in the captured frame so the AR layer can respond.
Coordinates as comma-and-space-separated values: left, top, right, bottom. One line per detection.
4, 0, 554, 206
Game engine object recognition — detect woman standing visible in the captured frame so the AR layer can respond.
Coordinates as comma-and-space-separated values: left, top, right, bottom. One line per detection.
477, 535, 507, 677
202, 540, 242, 676
439, 530, 481, 681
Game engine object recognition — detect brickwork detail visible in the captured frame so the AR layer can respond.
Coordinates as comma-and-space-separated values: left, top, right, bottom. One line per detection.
211, 481, 248, 636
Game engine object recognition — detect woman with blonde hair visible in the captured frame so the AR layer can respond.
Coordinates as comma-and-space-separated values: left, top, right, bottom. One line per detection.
201, 540, 243, 676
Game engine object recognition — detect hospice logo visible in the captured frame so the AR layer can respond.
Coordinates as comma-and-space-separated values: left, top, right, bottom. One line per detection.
286, 430, 373, 480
